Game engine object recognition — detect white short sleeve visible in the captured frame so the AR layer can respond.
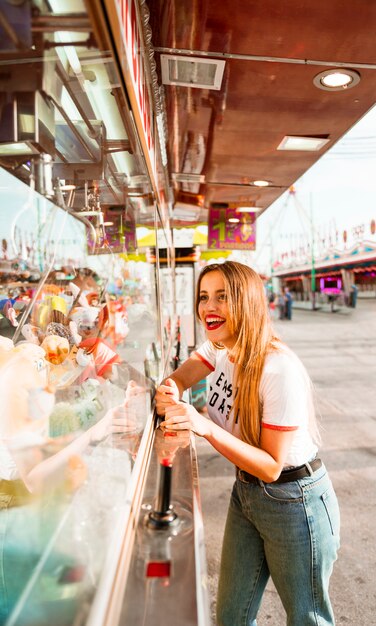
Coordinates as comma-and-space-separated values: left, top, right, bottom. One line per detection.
260, 350, 311, 431
194, 341, 217, 371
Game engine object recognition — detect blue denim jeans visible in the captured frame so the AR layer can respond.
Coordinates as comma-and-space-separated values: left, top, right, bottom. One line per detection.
217, 464, 340, 626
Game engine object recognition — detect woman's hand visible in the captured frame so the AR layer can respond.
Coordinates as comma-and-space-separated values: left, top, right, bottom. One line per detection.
155, 378, 180, 415
161, 402, 212, 438
89, 404, 138, 443
125, 379, 145, 403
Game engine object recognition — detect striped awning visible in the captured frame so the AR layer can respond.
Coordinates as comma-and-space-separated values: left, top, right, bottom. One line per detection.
353, 265, 376, 273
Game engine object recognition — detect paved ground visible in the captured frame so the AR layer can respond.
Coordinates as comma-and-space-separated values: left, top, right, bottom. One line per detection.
196, 298, 376, 625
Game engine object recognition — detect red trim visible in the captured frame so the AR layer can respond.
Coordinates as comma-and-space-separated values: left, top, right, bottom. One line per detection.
262, 423, 299, 431
194, 352, 215, 371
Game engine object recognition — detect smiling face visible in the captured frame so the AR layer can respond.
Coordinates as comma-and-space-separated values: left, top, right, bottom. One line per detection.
198, 270, 236, 349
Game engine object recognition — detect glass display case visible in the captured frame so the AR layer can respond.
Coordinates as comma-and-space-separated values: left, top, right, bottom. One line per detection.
0, 167, 159, 626
0, 0, 164, 618
0, 1, 209, 624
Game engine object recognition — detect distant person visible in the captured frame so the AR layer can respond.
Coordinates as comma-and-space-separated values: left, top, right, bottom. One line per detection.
268, 295, 276, 319
156, 261, 340, 626
284, 286, 293, 320
277, 292, 285, 320
350, 284, 358, 308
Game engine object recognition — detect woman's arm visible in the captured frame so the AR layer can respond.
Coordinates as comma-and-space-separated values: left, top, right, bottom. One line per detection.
161, 402, 295, 482
156, 353, 212, 415
16, 400, 139, 493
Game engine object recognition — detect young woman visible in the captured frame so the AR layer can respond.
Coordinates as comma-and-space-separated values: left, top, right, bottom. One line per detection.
156, 261, 340, 626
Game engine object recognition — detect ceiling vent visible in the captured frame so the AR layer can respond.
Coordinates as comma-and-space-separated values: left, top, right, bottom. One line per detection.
172, 172, 206, 184
161, 55, 225, 90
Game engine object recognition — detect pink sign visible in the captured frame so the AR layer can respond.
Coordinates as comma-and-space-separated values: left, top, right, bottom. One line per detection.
208, 207, 256, 250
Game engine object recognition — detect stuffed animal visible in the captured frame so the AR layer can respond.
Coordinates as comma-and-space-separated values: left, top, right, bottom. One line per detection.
0, 339, 53, 439
41, 334, 70, 365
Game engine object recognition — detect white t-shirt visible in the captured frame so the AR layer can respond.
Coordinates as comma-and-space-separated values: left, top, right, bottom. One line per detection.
0, 441, 19, 480
0, 431, 46, 481
195, 341, 318, 467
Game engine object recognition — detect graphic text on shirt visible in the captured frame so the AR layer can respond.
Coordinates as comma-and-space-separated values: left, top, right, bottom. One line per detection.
208, 371, 239, 423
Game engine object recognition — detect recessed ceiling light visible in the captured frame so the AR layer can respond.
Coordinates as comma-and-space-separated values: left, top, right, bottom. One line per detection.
228, 217, 240, 223
252, 180, 270, 187
313, 69, 360, 91
277, 136, 330, 151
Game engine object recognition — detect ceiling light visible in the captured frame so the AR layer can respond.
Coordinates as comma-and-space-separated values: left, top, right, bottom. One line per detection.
0, 141, 39, 156
172, 173, 206, 184
228, 217, 240, 223
103, 221, 114, 226
252, 180, 270, 187
236, 206, 262, 213
277, 136, 330, 151
313, 69, 360, 91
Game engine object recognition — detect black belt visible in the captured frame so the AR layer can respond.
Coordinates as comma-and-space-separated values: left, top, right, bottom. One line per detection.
237, 458, 322, 485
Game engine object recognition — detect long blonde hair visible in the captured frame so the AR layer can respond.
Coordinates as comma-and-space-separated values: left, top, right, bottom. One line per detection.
195, 261, 280, 447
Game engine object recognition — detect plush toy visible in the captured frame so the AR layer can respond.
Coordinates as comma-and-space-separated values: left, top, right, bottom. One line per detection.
21, 323, 40, 344
41, 334, 70, 365
101, 298, 129, 345
0, 339, 88, 491
69, 320, 82, 346
5, 307, 19, 327
79, 337, 121, 379
70, 306, 100, 336
0, 339, 53, 439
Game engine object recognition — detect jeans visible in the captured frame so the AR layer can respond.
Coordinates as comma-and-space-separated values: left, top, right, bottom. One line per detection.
217, 464, 340, 626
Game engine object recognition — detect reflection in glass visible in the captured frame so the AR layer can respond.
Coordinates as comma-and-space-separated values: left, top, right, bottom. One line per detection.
0, 0, 172, 620
0, 171, 161, 624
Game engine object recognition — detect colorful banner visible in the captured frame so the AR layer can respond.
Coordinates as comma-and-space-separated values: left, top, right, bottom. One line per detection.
208, 206, 256, 250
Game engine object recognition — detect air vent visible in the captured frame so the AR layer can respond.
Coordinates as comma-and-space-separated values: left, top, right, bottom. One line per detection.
161, 55, 225, 90
172, 173, 206, 184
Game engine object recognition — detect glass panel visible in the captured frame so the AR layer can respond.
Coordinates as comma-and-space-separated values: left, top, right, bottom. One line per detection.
0, 0, 168, 621
175, 264, 196, 350
155, 227, 175, 372
0, 168, 158, 625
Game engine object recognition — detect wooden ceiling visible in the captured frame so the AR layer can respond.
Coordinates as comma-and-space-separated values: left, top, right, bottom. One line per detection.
148, 0, 376, 223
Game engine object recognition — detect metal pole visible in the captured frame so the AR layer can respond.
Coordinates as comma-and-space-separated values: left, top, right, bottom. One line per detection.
269, 232, 276, 298
310, 193, 316, 310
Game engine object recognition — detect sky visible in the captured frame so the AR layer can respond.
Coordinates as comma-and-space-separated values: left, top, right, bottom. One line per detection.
252, 103, 376, 273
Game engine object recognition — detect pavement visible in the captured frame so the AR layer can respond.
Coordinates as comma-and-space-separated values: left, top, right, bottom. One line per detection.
196, 297, 376, 626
